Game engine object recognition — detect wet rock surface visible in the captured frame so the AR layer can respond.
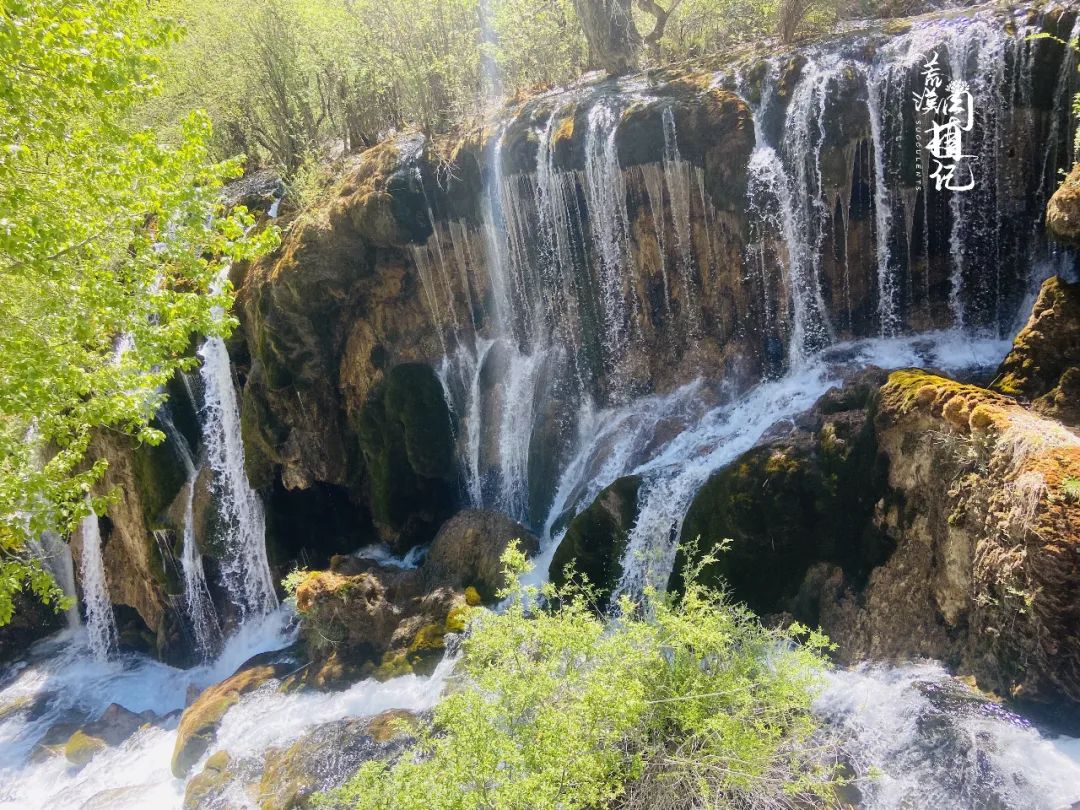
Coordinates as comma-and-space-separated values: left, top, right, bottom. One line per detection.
286, 507, 531, 687
683, 360, 1080, 707
549, 475, 642, 605
1047, 163, 1080, 247
172, 648, 300, 777
993, 276, 1080, 426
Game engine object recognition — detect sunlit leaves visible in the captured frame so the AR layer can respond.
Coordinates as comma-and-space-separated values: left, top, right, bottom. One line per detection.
0, 0, 278, 624
320, 548, 835, 809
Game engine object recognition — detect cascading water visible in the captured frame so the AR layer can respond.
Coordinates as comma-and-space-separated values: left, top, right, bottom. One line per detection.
584, 98, 635, 398
817, 663, 1080, 809
76, 509, 118, 661
34, 531, 79, 632
741, 57, 836, 366
158, 409, 221, 658
198, 334, 277, 619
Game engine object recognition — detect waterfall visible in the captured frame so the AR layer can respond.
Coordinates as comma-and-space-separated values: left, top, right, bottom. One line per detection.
38, 531, 79, 631
863, 56, 903, 335
661, 106, 701, 333
584, 97, 635, 398
417, 5, 1077, 600
77, 508, 118, 660
198, 334, 277, 618
742, 57, 836, 366
158, 409, 221, 658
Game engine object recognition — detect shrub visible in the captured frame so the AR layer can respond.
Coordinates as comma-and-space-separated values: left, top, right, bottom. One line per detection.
317, 544, 837, 810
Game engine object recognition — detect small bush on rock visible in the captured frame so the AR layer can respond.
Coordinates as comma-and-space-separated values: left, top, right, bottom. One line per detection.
317, 545, 837, 810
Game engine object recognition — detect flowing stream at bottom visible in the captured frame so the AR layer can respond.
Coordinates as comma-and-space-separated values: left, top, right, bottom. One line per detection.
2, 333, 1079, 808
0, 609, 454, 808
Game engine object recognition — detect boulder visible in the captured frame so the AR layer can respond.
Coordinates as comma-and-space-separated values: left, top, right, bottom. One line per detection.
424, 509, 539, 601
61, 703, 156, 766
548, 476, 642, 605
1046, 163, 1080, 247
183, 750, 237, 810
64, 730, 107, 766
257, 710, 417, 810
993, 276, 1080, 426
675, 369, 889, 613
172, 650, 297, 777
290, 557, 468, 686
794, 370, 1080, 706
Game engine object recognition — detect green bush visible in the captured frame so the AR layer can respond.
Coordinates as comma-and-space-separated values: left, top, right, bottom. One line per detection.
317, 544, 837, 810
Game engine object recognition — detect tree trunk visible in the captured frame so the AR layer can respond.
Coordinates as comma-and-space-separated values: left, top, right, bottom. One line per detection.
572, 0, 641, 74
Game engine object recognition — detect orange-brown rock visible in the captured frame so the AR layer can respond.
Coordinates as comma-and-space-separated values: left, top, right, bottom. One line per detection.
1047, 163, 1080, 247
993, 276, 1080, 426
171, 652, 295, 777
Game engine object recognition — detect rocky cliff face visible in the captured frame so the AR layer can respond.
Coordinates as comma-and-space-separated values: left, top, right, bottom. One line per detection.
809, 362, 1080, 707
674, 280, 1080, 707
231, 3, 1078, 548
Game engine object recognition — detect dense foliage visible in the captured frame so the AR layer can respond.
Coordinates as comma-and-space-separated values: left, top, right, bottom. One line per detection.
0, 0, 276, 624
145, 0, 855, 178
319, 547, 836, 810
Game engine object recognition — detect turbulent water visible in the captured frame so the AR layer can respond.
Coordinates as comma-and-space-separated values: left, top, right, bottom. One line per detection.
818, 664, 1080, 809
3, 4, 1080, 808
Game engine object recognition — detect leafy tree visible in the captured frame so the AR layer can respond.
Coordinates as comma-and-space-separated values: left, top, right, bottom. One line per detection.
0, 0, 277, 625
318, 546, 837, 810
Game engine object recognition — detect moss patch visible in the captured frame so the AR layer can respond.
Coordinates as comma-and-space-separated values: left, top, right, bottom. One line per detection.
64, 730, 107, 766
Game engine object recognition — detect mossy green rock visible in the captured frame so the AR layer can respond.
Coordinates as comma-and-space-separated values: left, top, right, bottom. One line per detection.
172, 655, 293, 777
257, 711, 417, 810
992, 276, 1080, 426
183, 750, 235, 810
549, 476, 642, 606
64, 730, 107, 766
675, 370, 890, 614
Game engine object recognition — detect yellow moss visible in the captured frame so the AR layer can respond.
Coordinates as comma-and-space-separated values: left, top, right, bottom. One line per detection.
880, 370, 1010, 420
969, 404, 1008, 433
205, 750, 231, 772
764, 451, 801, 475
65, 730, 107, 766
464, 586, 482, 607
942, 396, 970, 431
553, 114, 575, 146
445, 603, 471, 633
367, 709, 417, 743
408, 623, 446, 655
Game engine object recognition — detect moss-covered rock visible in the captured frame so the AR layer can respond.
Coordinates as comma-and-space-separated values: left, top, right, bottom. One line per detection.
1046, 163, 1080, 247
64, 730, 107, 766
992, 276, 1080, 426
183, 750, 237, 810
823, 368, 1080, 706
290, 559, 468, 685
675, 370, 889, 614
548, 476, 642, 606
172, 653, 295, 777
257, 711, 417, 810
